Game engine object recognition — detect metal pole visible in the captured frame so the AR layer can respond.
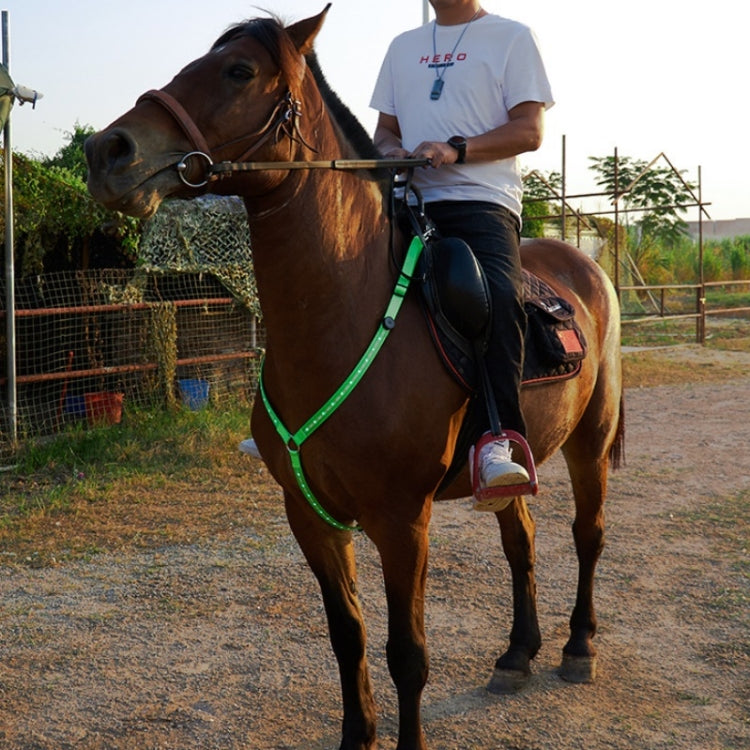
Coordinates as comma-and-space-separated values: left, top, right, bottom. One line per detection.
560, 134, 567, 241
423, 0, 430, 24
697, 165, 705, 344
2, 10, 16, 446
613, 147, 620, 298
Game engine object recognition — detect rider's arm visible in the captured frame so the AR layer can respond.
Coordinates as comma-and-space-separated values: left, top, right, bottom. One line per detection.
391, 101, 545, 168
374, 113, 408, 159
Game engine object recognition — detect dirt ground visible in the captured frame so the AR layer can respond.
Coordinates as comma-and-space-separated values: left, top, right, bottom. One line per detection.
1, 350, 749, 749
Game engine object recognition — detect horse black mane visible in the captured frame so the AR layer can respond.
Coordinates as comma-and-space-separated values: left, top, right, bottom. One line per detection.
213, 16, 381, 162
304, 51, 381, 162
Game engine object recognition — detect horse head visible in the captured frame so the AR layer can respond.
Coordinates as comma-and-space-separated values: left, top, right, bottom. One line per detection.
85, 6, 331, 218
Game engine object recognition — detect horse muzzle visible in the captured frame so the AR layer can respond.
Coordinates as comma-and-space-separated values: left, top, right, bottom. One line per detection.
85, 127, 192, 216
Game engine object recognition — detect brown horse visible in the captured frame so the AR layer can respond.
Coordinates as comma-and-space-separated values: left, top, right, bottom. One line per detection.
86, 7, 623, 750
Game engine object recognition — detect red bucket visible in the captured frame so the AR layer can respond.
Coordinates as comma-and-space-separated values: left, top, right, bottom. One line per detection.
84, 391, 124, 426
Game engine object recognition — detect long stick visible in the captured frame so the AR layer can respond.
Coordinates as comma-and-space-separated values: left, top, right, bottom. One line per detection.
211, 157, 430, 175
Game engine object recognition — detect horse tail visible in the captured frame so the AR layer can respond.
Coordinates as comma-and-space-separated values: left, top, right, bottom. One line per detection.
608, 393, 626, 470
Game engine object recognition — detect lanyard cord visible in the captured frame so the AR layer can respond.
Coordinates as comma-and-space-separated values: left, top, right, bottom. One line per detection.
258, 233, 425, 531
431, 10, 481, 87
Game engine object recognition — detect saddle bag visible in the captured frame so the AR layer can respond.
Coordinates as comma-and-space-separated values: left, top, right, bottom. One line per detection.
524, 294, 587, 367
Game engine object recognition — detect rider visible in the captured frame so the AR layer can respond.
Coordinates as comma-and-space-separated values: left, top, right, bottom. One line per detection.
369, 0, 554, 507
242, 1, 554, 509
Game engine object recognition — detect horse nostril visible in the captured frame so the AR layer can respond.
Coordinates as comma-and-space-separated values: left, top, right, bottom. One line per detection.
87, 128, 138, 172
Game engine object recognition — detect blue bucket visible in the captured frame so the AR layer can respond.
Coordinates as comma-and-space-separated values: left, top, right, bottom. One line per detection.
63, 394, 87, 418
178, 378, 210, 410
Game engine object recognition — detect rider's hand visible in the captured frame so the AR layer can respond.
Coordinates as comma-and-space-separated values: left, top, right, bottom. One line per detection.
409, 140, 457, 168
383, 147, 410, 160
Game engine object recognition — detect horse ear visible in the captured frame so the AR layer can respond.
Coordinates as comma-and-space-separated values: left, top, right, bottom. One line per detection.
286, 3, 331, 55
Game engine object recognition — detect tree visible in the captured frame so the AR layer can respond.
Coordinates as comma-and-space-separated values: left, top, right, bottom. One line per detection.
588, 155, 697, 248
41, 122, 96, 182
521, 169, 561, 238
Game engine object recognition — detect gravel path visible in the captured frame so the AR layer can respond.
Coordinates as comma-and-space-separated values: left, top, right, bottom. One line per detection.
1, 376, 748, 749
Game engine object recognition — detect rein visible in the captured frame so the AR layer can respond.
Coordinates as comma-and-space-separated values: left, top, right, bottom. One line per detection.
211, 157, 430, 174
259, 233, 426, 532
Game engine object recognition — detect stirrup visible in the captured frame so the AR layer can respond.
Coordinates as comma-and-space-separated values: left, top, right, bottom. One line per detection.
471, 429, 538, 506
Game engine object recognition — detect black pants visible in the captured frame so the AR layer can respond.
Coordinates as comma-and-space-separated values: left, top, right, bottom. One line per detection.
425, 200, 527, 437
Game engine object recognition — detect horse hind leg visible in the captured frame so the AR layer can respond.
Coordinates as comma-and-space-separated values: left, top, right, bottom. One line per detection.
487, 497, 542, 694
283, 491, 378, 750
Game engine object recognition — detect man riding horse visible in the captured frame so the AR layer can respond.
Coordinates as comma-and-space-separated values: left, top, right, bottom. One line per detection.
243, 0, 555, 512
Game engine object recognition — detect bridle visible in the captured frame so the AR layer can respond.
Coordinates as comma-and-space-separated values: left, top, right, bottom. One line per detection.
136, 88, 307, 188
136, 87, 430, 190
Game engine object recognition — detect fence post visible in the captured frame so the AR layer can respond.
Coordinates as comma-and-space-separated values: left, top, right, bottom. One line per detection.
2, 11, 17, 448
697, 166, 705, 344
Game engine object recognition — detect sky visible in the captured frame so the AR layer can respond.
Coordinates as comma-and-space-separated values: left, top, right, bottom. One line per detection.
1, 0, 746, 221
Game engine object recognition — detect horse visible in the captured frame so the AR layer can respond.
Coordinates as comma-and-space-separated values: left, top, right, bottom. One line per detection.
85, 7, 624, 750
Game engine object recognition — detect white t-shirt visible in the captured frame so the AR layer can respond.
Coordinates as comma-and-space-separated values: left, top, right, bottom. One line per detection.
370, 14, 554, 218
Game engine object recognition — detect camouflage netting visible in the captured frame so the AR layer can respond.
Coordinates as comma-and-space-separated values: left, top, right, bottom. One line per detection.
138, 195, 259, 315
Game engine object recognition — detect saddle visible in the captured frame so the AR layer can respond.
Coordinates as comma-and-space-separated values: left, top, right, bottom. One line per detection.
416, 234, 588, 494
417, 235, 587, 393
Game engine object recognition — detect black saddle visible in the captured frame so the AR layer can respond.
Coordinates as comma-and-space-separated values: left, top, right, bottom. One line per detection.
415, 233, 588, 492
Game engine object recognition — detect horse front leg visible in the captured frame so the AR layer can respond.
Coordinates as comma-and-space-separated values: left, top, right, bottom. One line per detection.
284, 491, 378, 750
487, 497, 542, 693
372, 511, 431, 750
559, 454, 607, 683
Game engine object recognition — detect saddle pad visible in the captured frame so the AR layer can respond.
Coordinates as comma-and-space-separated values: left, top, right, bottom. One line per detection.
423, 269, 588, 391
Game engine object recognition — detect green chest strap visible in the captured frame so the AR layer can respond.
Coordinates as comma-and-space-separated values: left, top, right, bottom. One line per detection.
258, 235, 424, 531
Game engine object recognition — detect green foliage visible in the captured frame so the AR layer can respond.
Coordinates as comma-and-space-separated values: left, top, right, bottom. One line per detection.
625, 234, 750, 286
13, 400, 252, 483
521, 169, 561, 238
721, 235, 750, 279
521, 197, 548, 238
41, 122, 95, 182
523, 169, 562, 202
2, 153, 102, 273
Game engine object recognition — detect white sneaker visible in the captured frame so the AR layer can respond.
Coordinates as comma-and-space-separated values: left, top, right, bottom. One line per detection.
239, 437, 263, 459
478, 439, 529, 488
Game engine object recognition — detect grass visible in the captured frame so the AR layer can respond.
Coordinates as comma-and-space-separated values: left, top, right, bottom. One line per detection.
621, 314, 750, 348
2, 338, 749, 567
0, 401, 281, 566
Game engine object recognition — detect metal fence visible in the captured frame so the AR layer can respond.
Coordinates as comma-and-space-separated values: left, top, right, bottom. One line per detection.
620, 279, 750, 342
1, 269, 264, 460
3, 267, 748, 461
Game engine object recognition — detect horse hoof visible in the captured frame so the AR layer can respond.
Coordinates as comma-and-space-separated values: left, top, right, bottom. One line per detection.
559, 653, 597, 683
487, 667, 530, 694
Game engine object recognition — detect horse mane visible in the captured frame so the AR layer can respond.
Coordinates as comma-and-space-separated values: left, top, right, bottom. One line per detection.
212, 16, 381, 163
304, 51, 381, 161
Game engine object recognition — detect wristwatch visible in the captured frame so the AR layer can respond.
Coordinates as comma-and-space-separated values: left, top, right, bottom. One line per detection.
447, 135, 467, 164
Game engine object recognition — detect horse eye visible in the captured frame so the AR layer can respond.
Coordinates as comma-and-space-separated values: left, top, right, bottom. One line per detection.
227, 63, 256, 82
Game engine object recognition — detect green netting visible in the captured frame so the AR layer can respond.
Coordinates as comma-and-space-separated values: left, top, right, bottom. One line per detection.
138, 195, 259, 315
